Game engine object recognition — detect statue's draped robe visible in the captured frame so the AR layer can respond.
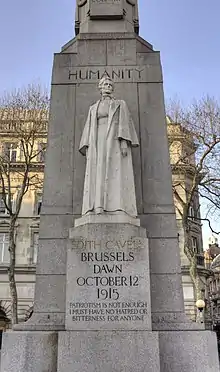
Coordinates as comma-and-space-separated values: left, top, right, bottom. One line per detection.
79, 99, 139, 217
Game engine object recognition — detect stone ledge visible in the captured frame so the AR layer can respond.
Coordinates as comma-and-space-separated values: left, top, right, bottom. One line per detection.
14, 312, 65, 331
74, 213, 140, 227
152, 311, 203, 331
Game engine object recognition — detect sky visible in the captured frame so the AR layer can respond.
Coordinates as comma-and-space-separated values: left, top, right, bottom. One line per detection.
0, 0, 219, 246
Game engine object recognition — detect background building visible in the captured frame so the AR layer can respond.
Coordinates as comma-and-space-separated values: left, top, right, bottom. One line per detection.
0, 109, 47, 325
204, 237, 220, 355
167, 117, 210, 321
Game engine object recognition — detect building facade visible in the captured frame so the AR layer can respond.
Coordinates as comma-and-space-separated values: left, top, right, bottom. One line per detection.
0, 109, 47, 325
0, 114, 209, 325
167, 118, 209, 321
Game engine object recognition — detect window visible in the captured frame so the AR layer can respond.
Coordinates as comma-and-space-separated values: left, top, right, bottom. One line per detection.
0, 233, 9, 264
34, 193, 42, 215
0, 309, 10, 334
19, 142, 24, 162
191, 236, 199, 253
189, 206, 195, 219
37, 142, 46, 163
0, 197, 6, 214
32, 232, 39, 264
0, 194, 13, 215
3, 143, 18, 162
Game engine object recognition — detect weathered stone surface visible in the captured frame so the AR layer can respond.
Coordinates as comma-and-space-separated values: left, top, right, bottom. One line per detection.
77, 40, 107, 65
136, 51, 161, 66
138, 82, 174, 214
77, 32, 142, 41
107, 38, 137, 65
29, 214, 72, 329
152, 312, 200, 331
57, 331, 160, 372
42, 84, 75, 212
140, 214, 178, 238
36, 239, 67, 275
159, 331, 219, 371
149, 238, 182, 275
151, 273, 184, 313
136, 36, 153, 53
34, 274, 65, 313
39, 215, 74, 238
66, 223, 151, 330
1, 331, 58, 372
78, 19, 135, 34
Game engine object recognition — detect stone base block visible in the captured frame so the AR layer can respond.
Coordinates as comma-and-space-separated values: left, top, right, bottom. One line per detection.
0, 331, 58, 372
57, 330, 219, 372
1, 329, 219, 372
159, 330, 219, 372
74, 212, 140, 227
57, 331, 160, 372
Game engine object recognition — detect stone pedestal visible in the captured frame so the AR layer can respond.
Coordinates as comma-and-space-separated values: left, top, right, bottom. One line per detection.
1, 329, 219, 372
2, 223, 219, 372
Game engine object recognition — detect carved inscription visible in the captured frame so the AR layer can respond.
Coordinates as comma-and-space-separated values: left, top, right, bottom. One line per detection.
69, 301, 148, 322
72, 238, 144, 249
68, 67, 145, 82
77, 250, 138, 301
52, 65, 162, 85
68, 238, 149, 325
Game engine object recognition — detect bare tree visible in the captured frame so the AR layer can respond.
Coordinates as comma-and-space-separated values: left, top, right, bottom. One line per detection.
167, 96, 220, 301
0, 84, 49, 325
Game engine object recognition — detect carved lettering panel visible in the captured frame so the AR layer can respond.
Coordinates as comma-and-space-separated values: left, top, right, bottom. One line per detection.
90, 0, 123, 19
66, 236, 151, 330
52, 65, 162, 85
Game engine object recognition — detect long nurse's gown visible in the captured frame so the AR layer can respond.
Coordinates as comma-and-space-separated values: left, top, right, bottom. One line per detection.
95, 99, 111, 212
79, 98, 139, 217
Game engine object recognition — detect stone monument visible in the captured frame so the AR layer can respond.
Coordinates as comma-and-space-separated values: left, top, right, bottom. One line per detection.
1, 0, 219, 371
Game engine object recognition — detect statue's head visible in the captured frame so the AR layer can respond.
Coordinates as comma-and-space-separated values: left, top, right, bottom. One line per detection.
98, 74, 114, 97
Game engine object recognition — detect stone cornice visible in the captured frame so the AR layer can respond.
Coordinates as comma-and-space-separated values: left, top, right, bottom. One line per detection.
0, 265, 36, 275
181, 265, 212, 278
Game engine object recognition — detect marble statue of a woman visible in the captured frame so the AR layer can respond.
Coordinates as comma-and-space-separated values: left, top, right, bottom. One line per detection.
79, 75, 139, 218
